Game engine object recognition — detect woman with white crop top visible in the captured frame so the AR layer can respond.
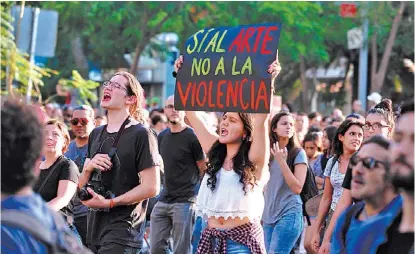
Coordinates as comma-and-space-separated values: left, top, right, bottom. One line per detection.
173, 54, 281, 254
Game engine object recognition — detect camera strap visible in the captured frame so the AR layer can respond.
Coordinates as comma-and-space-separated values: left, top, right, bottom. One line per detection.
97, 116, 131, 157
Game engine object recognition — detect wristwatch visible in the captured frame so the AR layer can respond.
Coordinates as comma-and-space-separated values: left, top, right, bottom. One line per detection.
172, 71, 177, 78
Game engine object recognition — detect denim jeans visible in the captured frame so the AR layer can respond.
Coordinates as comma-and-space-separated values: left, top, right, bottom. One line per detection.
211, 238, 252, 254
150, 202, 195, 254
192, 216, 207, 253
263, 212, 304, 254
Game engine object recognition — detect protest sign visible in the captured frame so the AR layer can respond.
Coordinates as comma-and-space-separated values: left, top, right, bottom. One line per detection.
174, 23, 282, 113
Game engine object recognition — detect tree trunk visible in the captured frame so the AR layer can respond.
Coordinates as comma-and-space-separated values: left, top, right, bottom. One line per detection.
70, 32, 89, 78
129, 43, 145, 76
129, 2, 184, 75
299, 55, 309, 112
372, 1, 406, 92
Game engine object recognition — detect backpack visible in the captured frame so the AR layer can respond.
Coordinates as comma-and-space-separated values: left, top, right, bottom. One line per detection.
339, 202, 365, 252
288, 148, 319, 226
1, 209, 92, 254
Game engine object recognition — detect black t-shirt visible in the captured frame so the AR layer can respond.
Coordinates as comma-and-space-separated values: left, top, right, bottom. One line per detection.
33, 155, 79, 216
86, 123, 159, 248
158, 127, 204, 203
377, 212, 414, 254
341, 160, 362, 203
342, 164, 352, 190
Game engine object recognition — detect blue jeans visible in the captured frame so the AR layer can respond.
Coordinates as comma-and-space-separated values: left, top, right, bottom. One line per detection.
211, 238, 252, 254
263, 212, 304, 254
150, 202, 195, 254
192, 216, 207, 253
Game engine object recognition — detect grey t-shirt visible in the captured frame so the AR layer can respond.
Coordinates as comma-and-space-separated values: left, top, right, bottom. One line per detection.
262, 149, 308, 224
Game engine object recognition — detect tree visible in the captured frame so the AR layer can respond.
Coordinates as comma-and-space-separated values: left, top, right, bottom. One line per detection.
370, 1, 407, 93
1, 2, 57, 100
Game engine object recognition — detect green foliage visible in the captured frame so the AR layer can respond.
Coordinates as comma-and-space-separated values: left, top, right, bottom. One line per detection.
1, 4, 57, 98
34, 1, 413, 106
57, 70, 100, 106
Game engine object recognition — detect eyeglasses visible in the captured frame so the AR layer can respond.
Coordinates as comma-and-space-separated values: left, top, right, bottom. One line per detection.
70, 118, 89, 126
350, 156, 389, 171
165, 104, 175, 110
102, 81, 128, 92
363, 123, 389, 131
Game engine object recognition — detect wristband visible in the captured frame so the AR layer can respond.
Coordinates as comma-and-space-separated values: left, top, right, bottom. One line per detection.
172, 71, 177, 78
109, 199, 115, 209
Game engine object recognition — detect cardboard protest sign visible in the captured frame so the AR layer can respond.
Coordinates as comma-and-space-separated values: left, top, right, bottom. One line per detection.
174, 23, 282, 113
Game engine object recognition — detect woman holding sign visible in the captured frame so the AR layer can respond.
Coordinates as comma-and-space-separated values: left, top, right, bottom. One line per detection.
174, 54, 280, 254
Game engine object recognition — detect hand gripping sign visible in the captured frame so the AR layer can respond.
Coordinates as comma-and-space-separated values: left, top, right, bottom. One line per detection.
174, 23, 282, 113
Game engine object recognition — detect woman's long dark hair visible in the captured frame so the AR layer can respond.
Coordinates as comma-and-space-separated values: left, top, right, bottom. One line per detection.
206, 113, 257, 194
324, 125, 337, 156
269, 112, 301, 172
332, 119, 363, 158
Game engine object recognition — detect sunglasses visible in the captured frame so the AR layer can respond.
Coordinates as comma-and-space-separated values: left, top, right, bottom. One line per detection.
350, 156, 389, 171
70, 118, 89, 126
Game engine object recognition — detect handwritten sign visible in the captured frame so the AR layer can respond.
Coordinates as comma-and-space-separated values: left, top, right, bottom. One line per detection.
174, 23, 282, 113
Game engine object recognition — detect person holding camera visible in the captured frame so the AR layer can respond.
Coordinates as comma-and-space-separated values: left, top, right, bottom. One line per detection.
78, 71, 161, 254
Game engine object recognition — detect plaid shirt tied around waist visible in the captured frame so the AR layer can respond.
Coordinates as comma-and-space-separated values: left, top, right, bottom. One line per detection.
196, 221, 266, 254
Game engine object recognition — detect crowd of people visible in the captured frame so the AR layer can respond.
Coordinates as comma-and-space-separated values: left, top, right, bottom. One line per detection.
1, 54, 414, 254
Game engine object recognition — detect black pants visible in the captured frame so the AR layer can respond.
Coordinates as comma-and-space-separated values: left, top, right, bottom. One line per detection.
89, 243, 141, 254
74, 215, 88, 246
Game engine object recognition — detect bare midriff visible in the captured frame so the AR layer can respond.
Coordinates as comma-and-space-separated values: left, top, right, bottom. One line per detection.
207, 216, 251, 229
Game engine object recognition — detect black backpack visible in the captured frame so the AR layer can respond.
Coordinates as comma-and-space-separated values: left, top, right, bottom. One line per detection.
1, 209, 92, 254
288, 148, 319, 226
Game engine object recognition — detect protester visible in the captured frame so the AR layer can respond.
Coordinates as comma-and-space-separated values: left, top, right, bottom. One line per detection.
78, 71, 161, 253
320, 116, 332, 130
303, 126, 337, 254
65, 105, 96, 245
33, 119, 80, 238
331, 116, 345, 128
1, 100, 88, 253
377, 101, 414, 253
295, 112, 309, 143
311, 126, 337, 191
150, 95, 205, 254
308, 112, 322, 128
332, 108, 344, 119
174, 54, 281, 253
262, 111, 308, 253
331, 135, 402, 253
95, 115, 107, 127
352, 99, 364, 116
303, 132, 323, 168
345, 113, 365, 124
321, 99, 397, 252
151, 114, 168, 135
310, 119, 364, 253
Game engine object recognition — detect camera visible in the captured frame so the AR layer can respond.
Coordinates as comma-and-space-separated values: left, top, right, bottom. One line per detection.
77, 170, 115, 201
78, 150, 117, 201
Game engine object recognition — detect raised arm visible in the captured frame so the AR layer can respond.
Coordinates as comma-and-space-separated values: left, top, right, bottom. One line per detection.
185, 111, 219, 154
249, 54, 281, 172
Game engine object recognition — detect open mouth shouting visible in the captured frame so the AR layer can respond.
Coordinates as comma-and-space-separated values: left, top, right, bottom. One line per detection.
102, 92, 112, 102
220, 128, 229, 136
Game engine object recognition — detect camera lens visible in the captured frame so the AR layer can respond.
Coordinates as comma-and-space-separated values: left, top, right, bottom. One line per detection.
78, 188, 92, 201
